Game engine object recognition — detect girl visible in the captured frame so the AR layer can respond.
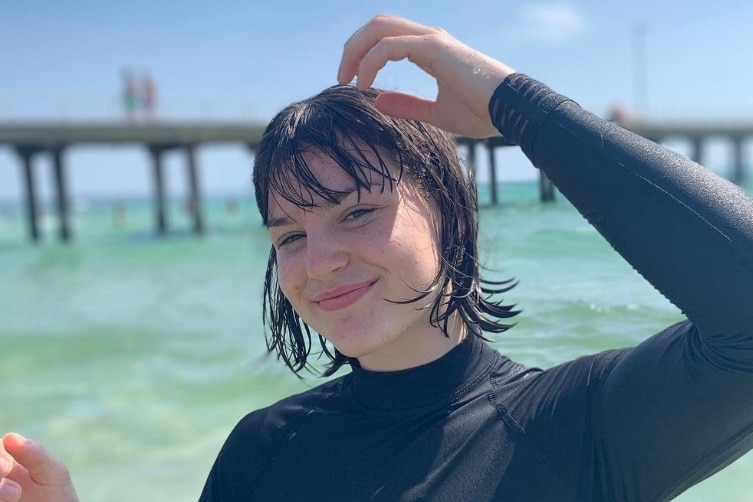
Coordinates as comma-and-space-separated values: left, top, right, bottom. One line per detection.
3, 14, 753, 502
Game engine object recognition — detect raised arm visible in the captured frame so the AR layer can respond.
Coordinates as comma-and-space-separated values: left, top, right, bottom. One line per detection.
488, 72, 753, 500
488, 75, 753, 336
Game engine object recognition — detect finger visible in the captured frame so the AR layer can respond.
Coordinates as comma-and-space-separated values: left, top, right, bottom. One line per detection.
2, 433, 71, 487
0, 478, 22, 502
0, 444, 11, 476
374, 92, 435, 124
338, 15, 438, 85
354, 35, 441, 90
0, 441, 25, 481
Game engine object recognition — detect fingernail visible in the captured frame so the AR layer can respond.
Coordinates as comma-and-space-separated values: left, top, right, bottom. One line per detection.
11, 433, 32, 447
0, 478, 22, 499
0, 456, 10, 472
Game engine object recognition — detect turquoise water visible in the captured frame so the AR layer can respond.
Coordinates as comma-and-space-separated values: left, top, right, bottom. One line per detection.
1, 181, 751, 501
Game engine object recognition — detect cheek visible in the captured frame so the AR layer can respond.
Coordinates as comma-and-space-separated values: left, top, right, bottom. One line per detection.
276, 256, 305, 304
387, 230, 441, 288
400, 213, 441, 269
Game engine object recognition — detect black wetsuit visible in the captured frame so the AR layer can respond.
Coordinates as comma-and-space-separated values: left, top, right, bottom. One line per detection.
199, 75, 753, 502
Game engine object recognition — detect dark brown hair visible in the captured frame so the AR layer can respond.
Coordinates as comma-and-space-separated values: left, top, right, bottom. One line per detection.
253, 85, 517, 376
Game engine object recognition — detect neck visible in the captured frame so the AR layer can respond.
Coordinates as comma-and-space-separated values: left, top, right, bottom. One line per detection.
350, 331, 495, 411
357, 315, 468, 372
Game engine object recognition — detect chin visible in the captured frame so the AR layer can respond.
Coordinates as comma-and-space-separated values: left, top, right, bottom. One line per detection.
329, 340, 371, 359
327, 333, 383, 360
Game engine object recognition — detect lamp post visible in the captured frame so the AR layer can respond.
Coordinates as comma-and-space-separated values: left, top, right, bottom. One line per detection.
633, 22, 648, 115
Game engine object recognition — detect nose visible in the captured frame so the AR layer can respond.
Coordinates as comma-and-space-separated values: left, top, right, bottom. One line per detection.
304, 230, 349, 280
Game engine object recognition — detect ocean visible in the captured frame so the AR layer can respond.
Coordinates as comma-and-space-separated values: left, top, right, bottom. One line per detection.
1, 180, 751, 501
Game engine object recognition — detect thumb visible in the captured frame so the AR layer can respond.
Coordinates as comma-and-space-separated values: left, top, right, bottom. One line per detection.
375, 92, 435, 124
2, 433, 72, 487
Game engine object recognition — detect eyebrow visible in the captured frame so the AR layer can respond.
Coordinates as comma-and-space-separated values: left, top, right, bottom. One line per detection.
267, 186, 367, 229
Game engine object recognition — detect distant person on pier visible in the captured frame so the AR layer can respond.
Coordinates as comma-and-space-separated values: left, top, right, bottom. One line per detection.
3, 14, 753, 502
121, 69, 139, 122
608, 103, 634, 126
140, 72, 157, 120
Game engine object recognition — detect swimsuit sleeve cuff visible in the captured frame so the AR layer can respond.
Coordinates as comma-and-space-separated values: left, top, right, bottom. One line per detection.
488, 73, 576, 156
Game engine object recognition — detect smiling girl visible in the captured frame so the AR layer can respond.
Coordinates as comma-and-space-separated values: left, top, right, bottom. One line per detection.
2, 14, 753, 502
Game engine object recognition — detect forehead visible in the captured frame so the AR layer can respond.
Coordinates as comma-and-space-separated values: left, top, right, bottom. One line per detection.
296, 150, 372, 188
266, 146, 401, 215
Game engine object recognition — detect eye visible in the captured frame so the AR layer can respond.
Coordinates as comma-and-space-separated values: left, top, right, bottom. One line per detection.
278, 232, 305, 248
344, 207, 374, 221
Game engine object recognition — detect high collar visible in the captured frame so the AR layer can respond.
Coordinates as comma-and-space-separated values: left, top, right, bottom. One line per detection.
349, 335, 499, 411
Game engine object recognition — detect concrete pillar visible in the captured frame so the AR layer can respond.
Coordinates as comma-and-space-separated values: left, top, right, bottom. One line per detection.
466, 140, 477, 177
730, 136, 746, 186
185, 144, 205, 235
486, 140, 498, 205
148, 145, 169, 235
539, 171, 555, 202
50, 146, 71, 242
246, 143, 257, 165
15, 146, 41, 243
689, 136, 704, 165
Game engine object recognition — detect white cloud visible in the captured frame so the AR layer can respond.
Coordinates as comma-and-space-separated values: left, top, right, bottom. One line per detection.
518, 4, 587, 45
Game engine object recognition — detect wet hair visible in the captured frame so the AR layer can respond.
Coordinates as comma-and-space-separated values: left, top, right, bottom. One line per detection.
253, 85, 518, 376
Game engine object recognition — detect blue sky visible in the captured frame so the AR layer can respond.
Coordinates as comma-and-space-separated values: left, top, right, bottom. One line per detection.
1, 0, 752, 201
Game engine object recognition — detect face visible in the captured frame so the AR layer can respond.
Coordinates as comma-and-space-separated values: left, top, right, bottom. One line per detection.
267, 151, 461, 371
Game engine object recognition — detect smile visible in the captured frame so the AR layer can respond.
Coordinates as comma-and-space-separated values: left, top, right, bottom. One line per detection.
314, 281, 376, 312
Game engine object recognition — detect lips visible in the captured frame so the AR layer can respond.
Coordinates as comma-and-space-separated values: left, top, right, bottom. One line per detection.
313, 280, 376, 312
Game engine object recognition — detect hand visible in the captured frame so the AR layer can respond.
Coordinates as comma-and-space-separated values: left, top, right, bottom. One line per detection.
338, 15, 516, 138
0, 433, 78, 502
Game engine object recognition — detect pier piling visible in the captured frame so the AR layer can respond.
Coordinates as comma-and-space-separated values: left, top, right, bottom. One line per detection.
690, 137, 703, 165
185, 144, 205, 235
51, 146, 71, 242
148, 145, 170, 235
486, 139, 499, 205
465, 140, 477, 179
731, 136, 746, 186
15, 146, 41, 243
539, 172, 555, 202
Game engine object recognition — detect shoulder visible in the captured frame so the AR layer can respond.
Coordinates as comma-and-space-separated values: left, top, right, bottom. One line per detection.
200, 375, 350, 501
491, 347, 631, 422
483, 348, 632, 489
227, 374, 350, 451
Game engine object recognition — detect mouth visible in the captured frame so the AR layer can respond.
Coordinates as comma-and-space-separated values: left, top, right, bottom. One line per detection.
314, 280, 377, 312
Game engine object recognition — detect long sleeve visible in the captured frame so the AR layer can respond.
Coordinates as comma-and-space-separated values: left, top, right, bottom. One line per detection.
490, 74, 753, 501
489, 74, 753, 337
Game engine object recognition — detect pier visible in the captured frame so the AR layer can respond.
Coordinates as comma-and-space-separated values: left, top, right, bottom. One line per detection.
614, 118, 752, 185
1, 121, 266, 243
1, 118, 751, 243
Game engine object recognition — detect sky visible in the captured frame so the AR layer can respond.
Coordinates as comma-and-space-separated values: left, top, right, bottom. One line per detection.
1, 0, 752, 202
